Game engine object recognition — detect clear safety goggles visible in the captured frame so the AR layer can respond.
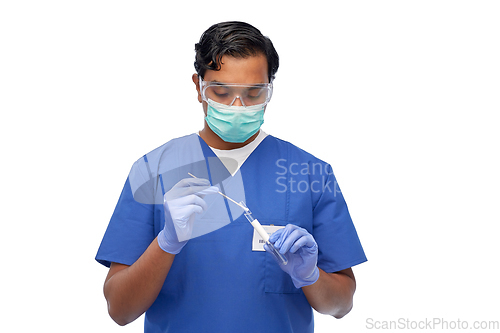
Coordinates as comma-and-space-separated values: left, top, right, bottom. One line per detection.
199, 77, 273, 107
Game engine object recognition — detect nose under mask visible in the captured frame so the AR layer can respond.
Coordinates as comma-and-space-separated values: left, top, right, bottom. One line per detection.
205, 99, 265, 143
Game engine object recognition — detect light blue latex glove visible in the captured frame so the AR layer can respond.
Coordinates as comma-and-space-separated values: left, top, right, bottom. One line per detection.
158, 178, 219, 254
266, 224, 320, 288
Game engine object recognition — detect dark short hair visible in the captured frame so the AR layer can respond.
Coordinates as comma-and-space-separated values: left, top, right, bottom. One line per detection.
194, 21, 279, 82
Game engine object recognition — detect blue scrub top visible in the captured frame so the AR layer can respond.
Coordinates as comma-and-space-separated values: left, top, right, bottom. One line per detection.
96, 134, 367, 333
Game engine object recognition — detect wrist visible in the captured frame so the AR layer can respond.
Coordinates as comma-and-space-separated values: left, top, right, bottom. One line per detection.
157, 230, 184, 254
293, 266, 320, 288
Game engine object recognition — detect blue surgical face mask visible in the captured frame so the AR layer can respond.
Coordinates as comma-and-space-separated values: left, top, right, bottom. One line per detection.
205, 99, 265, 143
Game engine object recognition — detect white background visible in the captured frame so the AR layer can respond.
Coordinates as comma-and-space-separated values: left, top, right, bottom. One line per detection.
1, 1, 499, 332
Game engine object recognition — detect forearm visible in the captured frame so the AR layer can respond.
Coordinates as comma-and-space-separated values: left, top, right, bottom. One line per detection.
103, 237, 175, 326
302, 268, 356, 318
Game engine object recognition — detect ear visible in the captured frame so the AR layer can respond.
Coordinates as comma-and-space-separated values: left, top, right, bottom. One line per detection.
192, 73, 202, 103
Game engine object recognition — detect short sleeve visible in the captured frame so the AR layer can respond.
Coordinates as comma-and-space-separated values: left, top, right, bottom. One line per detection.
312, 168, 367, 273
95, 176, 156, 268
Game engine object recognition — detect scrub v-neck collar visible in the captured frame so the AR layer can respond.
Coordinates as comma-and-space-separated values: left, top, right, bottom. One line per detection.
197, 131, 271, 177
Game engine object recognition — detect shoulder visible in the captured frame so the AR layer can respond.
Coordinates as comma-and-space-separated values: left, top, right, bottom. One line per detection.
267, 135, 330, 167
144, 133, 199, 162
130, 133, 201, 172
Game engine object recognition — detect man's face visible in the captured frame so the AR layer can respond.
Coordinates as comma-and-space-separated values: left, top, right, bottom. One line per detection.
194, 53, 269, 113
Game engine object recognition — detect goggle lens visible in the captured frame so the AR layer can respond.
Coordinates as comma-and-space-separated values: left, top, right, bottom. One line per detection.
201, 80, 272, 106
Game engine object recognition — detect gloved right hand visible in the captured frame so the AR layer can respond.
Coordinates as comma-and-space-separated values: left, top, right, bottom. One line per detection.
157, 178, 219, 254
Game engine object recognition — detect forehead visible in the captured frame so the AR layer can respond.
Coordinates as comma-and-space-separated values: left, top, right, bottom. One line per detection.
204, 54, 269, 84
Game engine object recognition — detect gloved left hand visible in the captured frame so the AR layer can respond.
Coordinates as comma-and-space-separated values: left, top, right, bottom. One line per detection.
265, 224, 320, 288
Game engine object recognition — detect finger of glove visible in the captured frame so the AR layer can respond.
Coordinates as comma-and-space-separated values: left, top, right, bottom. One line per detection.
165, 185, 212, 200
164, 178, 212, 201
194, 186, 220, 198
176, 203, 204, 219
273, 224, 301, 250
263, 242, 270, 253
175, 178, 211, 188
289, 234, 317, 254
168, 194, 208, 213
278, 228, 309, 255
269, 228, 285, 244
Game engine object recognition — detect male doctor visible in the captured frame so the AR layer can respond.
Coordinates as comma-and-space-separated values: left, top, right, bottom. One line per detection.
96, 21, 366, 332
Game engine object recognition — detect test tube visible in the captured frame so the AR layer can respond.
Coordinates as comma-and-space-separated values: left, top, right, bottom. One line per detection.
240, 202, 288, 265
186, 173, 288, 265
